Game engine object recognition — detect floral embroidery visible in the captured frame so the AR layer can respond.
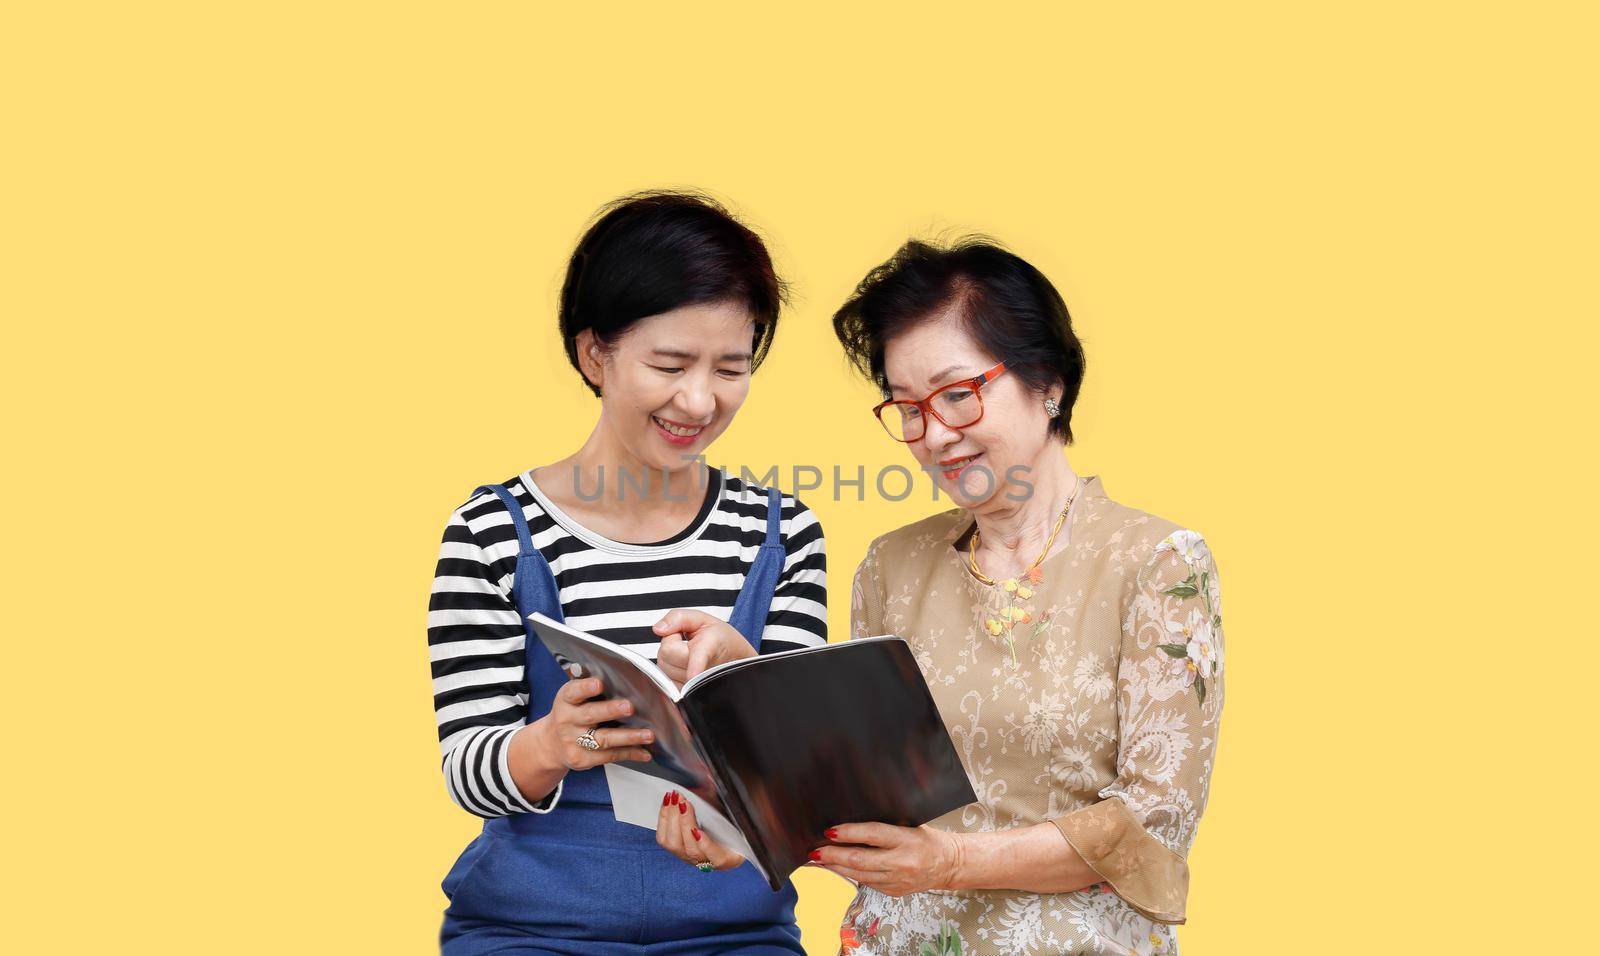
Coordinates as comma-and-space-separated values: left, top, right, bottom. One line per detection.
1152, 535, 1224, 705
1048, 746, 1097, 790
1072, 652, 1113, 703
918, 921, 965, 955
839, 896, 883, 953
839, 896, 863, 953
983, 566, 1049, 666
1019, 693, 1066, 755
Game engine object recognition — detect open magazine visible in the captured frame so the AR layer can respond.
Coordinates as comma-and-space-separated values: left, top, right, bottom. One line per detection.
526, 612, 977, 890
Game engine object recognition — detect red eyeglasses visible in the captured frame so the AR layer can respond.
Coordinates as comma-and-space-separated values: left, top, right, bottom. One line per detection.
872, 362, 1008, 442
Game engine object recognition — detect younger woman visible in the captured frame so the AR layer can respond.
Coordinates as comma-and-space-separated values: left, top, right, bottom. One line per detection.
429, 193, 826, 954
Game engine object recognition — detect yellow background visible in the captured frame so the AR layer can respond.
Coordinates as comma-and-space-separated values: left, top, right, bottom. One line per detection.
4, 2, 1594, 952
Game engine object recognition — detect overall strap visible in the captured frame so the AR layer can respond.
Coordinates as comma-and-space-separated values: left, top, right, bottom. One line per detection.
471, 484, 564, 626
471, 483, 610, 809
727, 486, 787, 649
473, 485, 533, 558
762, 483, 783, 546
471, 484, 568, 722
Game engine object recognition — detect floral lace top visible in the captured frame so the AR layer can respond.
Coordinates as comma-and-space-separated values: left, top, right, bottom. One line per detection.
838, 476, 1224, 956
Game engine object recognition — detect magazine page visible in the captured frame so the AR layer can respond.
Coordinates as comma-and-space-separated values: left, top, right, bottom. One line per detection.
603, 763, 766, 883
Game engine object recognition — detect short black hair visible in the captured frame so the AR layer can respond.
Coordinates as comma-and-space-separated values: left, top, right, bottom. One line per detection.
559, 191, 786, 396
832, 237, 1086, 443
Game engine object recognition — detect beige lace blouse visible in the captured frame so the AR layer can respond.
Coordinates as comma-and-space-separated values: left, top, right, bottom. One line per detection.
837, 476, 1224, 956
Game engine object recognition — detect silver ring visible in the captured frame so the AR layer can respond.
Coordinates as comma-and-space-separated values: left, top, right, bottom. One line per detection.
576, 730, 601, 751
695, 862, 714, 873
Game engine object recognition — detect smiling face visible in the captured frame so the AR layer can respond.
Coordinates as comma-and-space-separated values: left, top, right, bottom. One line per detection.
881, 308, 1062, 510
579, 299, 755, 474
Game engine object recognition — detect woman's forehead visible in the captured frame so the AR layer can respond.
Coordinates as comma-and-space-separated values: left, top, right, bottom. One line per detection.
883, 314, 993, 391
625, 302, 756, 355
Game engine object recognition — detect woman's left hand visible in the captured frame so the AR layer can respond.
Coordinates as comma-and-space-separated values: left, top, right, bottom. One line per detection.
811, 823, 964, 897
653, 609, 757, 685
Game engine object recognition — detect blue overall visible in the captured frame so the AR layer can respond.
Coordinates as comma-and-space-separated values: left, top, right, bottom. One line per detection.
439, 484, 804, 955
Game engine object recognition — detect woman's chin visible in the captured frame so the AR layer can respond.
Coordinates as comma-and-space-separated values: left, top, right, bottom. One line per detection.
941, 480, 1000, 510
634, 440, 711, 475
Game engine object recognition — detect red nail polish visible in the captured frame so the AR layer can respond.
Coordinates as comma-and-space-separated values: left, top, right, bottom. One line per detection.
662, 793, 671, 808
809, 849, 823, 861
678, 799, 687, 814
691, 828, 702, 841
825, 828, 838, 840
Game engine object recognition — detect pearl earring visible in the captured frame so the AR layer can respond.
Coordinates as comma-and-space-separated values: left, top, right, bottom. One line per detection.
1044, 397, 1061, 417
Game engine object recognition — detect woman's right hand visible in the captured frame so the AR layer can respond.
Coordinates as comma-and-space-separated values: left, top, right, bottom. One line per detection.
532, 676, 656, 772
656, 789, 746, 872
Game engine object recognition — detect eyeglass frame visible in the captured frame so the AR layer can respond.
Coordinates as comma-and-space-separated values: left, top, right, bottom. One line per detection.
871, 361, 1009, 443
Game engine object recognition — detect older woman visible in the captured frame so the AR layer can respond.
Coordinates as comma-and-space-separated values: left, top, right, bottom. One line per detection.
819, 239, 1224, 955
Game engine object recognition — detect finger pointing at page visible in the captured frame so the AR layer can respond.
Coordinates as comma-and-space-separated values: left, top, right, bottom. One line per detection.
657, 630, 691, 684
652, 610, 757, 683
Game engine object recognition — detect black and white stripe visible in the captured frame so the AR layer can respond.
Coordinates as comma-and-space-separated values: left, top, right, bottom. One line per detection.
428, 467, 827, 818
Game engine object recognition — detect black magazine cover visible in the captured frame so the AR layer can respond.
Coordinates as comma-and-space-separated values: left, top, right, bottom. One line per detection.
527, 612, 977, 889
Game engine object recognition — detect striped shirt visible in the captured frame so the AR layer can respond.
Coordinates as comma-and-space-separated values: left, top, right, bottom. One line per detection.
428, 467, 828, 818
